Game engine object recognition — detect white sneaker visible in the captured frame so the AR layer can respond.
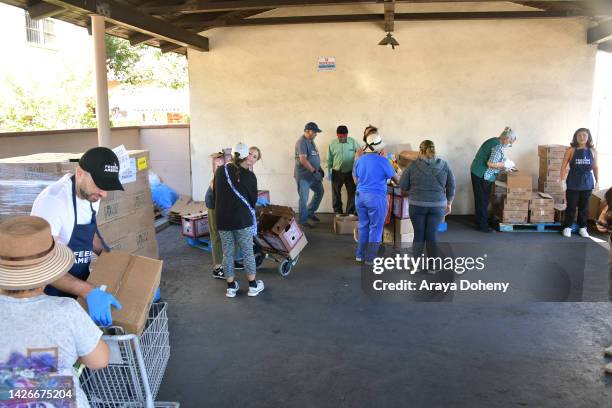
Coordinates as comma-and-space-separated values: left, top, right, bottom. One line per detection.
604, 345, 612, 356
247, 280, 264, 297
578, 228, 590, 238
356, 257, 363, 262
562, 228, 571, 237
226, 281, 239, 298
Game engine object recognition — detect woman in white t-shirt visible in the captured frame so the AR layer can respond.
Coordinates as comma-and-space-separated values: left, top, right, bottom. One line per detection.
0, 216, 109, 407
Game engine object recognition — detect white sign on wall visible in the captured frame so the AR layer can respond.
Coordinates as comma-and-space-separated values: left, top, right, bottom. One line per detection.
318, 57, 336, 71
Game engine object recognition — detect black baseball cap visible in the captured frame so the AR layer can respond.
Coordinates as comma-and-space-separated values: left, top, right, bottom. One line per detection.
78, 147, 124, 191
304, 122, 322, 133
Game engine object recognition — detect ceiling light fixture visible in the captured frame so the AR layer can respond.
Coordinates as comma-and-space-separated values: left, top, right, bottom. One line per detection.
378, 32, 399, 50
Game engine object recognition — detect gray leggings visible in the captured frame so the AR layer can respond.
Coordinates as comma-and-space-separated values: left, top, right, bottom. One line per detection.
219, 227, 256, 279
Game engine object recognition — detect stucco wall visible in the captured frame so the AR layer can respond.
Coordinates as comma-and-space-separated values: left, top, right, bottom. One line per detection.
188, 18, 597, 214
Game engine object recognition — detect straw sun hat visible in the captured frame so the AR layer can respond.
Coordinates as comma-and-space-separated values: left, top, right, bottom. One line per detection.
0, 216, 74, 290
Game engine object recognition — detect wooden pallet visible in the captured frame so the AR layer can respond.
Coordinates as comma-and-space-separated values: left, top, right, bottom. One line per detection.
185, 236, 212, 252
498, 222, 562, 232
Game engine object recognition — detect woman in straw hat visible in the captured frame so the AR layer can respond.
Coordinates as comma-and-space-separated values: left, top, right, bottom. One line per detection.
0, 216, 109, 407
353, 126, 400, 264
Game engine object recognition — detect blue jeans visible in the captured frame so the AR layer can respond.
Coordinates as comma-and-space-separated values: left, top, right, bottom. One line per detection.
297, 178, 324, 224
356, 192, 387, 261
409, 204, 445, 257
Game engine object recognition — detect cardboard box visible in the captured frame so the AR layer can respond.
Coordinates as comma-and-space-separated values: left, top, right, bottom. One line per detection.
169, 196, 207, 224
530, 209, 555, 223
502, 210, 528, 223
507, 172, 532, 190
182, 214, 209, 238
397, 151, 419, 169
334, 215, 358, 235
383, 224, 394, 244
392, 195, 410, 219
538, 145, 568, 158
538, 179, 564, 194
589, 189, 609, 219
529, 192, 555, 210
107, 227, 159, 259
538, 168, 561, 182
256, 233, 307, 260
506, 190, 531, 200
79, 251, 161, 335
257, 205, 304, 252
539, 157, 563, 171
503, 199, 529, 211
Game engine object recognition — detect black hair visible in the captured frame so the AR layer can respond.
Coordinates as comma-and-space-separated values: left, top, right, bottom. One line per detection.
570, 128, 594, 148
605, 187, 612, 226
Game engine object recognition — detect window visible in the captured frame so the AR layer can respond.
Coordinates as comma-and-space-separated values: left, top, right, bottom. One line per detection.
24, 12, 56, 46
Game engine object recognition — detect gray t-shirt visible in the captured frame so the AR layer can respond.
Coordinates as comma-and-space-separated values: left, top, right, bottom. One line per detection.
294, 135, 321, 181
0, 294, 102, 408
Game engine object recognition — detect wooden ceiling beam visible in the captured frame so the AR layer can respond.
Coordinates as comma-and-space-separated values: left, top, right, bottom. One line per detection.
27, 1, 64, 19
43, 0, 209, 51
143, 0, 581, 15
177, 10, 583, 29
384, 0, 395, 32
588, 19, 612, 44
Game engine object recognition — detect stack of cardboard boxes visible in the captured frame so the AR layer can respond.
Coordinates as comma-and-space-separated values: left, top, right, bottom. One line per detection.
256, 205, 307, 259
0, 150, 158, 258
529, 192, 555, 223
538, 145, 567, 206
500, 172, 532, 223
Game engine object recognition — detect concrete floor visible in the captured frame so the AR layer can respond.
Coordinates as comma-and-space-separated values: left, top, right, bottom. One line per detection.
156, 215, 612, 408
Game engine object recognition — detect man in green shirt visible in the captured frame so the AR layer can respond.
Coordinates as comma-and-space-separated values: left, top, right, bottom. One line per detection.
327, 125, 359, 215
470, 127, 516, 232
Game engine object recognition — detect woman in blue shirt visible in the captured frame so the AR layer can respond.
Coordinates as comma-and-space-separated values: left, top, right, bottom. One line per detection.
560, 128, 599, 238
353, 126, 399, 264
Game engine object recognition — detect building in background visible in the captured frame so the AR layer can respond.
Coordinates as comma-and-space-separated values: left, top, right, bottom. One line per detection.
0, 2, 189, 132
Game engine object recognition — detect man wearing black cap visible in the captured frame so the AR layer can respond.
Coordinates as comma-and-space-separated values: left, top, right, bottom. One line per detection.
31, 147, 124, 326
327, 125, 358, 215
295, 122, 325, 228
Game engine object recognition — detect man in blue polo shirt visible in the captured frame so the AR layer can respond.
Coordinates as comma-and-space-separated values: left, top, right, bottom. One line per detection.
295, 122, 325, 228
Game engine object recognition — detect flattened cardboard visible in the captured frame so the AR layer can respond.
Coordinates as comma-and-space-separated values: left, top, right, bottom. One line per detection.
79, 251, 161, 335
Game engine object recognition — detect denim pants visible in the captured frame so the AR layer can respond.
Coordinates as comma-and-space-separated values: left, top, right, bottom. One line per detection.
409, 204, 445, 258
297, 178, 324, 224
356, 191, 387, 261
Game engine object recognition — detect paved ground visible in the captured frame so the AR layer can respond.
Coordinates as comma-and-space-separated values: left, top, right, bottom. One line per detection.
156, 215, 612, 408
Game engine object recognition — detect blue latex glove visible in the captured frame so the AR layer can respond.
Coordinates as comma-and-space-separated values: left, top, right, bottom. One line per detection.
86, 288, 122, 327
153, 287, 161, 302
256, 197, 270, 207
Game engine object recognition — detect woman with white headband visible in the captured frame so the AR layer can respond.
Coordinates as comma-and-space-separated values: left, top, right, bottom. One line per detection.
353, 126, 400, 264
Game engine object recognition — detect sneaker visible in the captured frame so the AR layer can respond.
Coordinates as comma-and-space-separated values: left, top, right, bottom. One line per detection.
247, 280, 265, 297
212, 266, 225, 280
604, 346, 612, 356
480, 226, 494, 233
606, 362, 612, 375
562, 228, 572, 237
309, 214, 321, 222
578, 228, 590, 238
234, 261, 244, 270
226, 281, 239, 298
355, 257, 363, 262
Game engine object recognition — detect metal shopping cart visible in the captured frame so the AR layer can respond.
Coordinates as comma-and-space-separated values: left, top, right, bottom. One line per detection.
80, 302, 179, 408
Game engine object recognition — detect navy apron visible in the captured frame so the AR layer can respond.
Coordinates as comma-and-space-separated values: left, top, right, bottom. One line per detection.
566, 148, 594, 191
45, 176, 109, 298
